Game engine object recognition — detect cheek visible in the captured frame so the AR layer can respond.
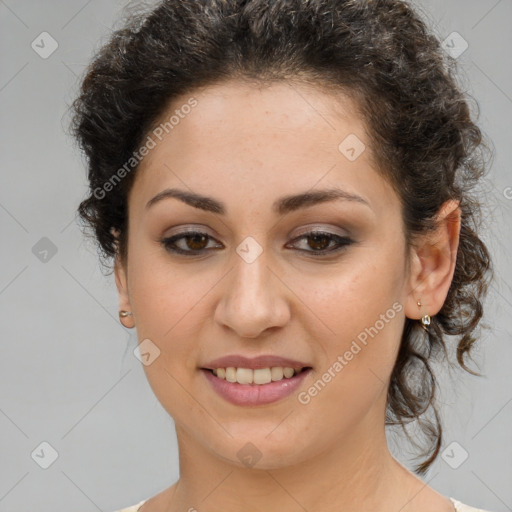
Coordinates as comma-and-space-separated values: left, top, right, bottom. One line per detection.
127, 253, 226, 391
126, 257, 212, 417
128, 249, 203, 334
293, 256, 405, 398
292, 254, 403, 341
296, 289, 404, 446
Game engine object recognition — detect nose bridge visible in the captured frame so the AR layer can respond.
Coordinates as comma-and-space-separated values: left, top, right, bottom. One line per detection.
234, 237, 271, 298
214, 235, 289, 338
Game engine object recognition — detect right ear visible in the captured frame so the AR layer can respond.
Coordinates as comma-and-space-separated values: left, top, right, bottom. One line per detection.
112, 229, 134, 328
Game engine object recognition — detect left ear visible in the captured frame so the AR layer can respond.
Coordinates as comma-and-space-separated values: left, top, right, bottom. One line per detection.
111, 227, 135, 329
404, 199, 461, 320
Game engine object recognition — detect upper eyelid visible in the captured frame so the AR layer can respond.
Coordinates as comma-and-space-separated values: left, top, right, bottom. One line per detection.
163, 222, 349, 238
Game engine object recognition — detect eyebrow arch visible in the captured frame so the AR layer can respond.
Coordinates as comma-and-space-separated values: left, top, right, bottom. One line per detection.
145, 187, 371, 215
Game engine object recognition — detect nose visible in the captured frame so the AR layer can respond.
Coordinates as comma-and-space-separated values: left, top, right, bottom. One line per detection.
214, 247, 291, 339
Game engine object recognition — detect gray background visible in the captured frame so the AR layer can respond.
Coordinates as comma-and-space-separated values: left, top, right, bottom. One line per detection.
0, 0, 511, 511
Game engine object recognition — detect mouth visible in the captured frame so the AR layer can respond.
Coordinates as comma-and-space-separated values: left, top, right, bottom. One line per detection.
200, 365, 313, 406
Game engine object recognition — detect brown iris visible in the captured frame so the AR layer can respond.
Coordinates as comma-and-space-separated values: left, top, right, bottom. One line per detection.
306, 233, 331, 251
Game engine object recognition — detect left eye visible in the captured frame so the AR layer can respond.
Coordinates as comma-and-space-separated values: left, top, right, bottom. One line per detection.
160, 230, 353, 256
288, 231, 353, 255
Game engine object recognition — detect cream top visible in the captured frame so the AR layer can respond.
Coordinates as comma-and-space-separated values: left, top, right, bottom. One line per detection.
114, 497, 492, 511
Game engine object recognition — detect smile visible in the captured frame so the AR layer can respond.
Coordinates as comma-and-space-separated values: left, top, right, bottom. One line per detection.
201, 367, 312, 406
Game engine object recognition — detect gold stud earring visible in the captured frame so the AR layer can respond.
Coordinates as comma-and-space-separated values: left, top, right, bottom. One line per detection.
416, 299, 430, 330
119, 310, 135, 328
420, 314, 431, 330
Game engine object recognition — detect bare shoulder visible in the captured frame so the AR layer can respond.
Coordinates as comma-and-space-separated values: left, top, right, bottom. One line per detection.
114, 500, 147, 512
404, 486, 456, 512
400, 468, 492, 512
137, 482, 178, 512
451, 498, 494, 512
391, 463, 454, 512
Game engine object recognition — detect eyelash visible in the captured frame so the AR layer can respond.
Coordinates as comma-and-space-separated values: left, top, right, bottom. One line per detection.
160, 230, 354, 257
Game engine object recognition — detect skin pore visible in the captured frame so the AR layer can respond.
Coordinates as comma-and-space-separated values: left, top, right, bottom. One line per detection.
114, 79, 461, 512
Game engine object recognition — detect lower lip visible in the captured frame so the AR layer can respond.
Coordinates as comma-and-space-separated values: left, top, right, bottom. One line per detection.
201, 368, 312, 406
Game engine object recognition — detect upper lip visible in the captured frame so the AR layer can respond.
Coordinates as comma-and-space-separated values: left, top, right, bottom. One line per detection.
202, 355, 311, 370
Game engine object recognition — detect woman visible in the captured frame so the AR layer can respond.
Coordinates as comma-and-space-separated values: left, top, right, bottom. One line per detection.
70, 0, 494, 510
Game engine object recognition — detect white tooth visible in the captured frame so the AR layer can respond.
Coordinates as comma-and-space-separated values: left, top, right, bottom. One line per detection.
236, 368, 253, 384
270, 367, 284, 381
283, 367, 295, 378
216, 368, 226, 379
225, 367, 237, 382
212, 369, 218, 376
253, 368, 272, 385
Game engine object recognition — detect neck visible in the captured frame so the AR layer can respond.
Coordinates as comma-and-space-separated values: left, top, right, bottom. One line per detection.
168, 414, 413, 512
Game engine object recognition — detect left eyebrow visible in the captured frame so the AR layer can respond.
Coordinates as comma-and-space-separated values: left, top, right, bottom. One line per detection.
144, 187, 372, 215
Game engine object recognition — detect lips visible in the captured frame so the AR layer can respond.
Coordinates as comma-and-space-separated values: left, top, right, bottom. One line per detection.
202, 366, 312, 406
200, 354, 313, 406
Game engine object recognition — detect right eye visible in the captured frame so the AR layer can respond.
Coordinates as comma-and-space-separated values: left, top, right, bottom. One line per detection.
160, 231, 222, 255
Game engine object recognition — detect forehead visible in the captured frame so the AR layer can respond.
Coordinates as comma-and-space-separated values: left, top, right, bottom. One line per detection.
143, 79, 366, 160
129, 79, 397, 219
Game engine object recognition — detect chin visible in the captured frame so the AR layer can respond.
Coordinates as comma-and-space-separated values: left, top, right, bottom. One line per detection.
203, 429, 317, 471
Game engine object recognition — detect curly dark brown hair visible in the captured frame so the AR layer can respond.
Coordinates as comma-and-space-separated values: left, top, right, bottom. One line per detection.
69, 0, 493, 474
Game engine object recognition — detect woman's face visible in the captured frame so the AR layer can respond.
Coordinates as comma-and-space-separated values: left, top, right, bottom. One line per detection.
116, 79, 417, 469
